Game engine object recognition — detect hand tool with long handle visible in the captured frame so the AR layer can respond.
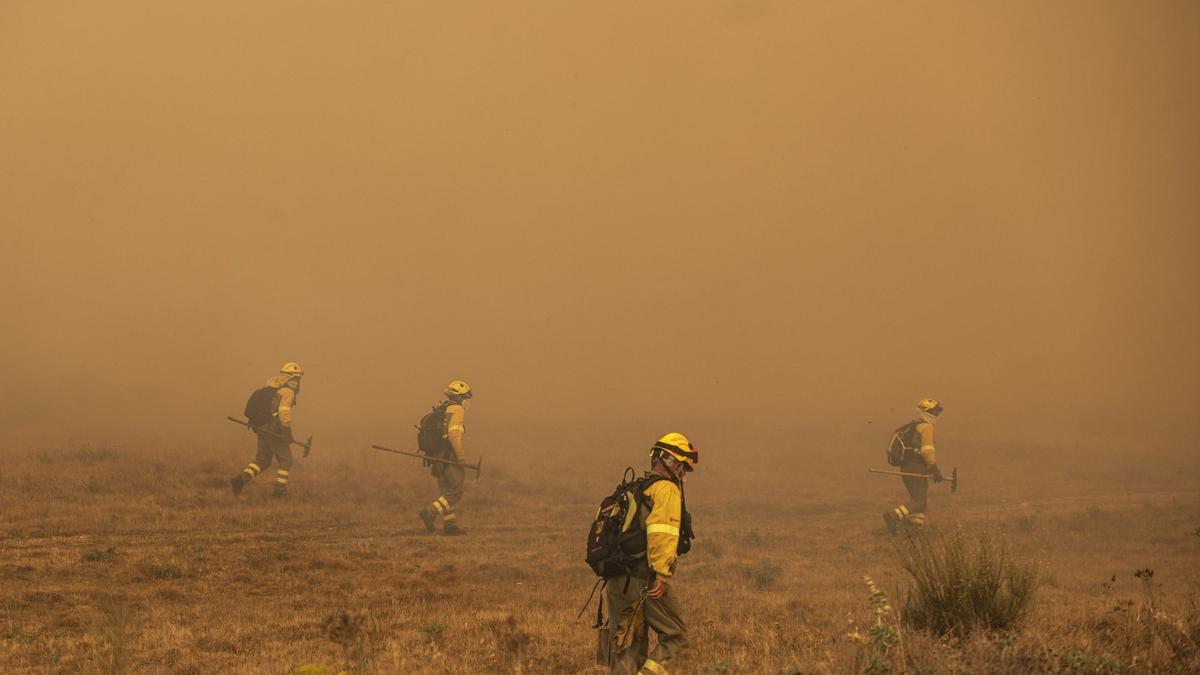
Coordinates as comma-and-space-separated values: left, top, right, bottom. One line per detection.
370, 444, 482, 480
226, 416, 313, 457
869, 466, 957, 492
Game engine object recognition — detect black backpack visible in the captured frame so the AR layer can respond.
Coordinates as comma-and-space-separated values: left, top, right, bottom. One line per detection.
887, 420, 922, 466
585, 468, 693, 578
243, 386, 277, 427
416, 402, 451, 461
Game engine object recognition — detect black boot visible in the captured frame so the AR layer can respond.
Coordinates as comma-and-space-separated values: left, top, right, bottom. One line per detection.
272, 484, 287, 498
442, 522, 466, 536
231, 475, 246, 496
882, 510, 899, 534
418, 509, 436, 533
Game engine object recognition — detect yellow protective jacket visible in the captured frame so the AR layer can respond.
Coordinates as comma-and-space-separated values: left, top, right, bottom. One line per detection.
643, 478, 683, 578
444, 403, 465, 461
264, 375, 297, 427
916, 421, 936, 466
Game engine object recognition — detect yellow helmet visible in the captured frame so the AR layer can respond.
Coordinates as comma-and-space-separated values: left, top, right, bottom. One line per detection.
650, 432, 699, 471
280, 362, 304, 378
917, 398, 943, 416
445, 380, 472, 399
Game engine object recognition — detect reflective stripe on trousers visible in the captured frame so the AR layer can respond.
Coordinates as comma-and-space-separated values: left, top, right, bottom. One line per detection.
640, 658, 667, 674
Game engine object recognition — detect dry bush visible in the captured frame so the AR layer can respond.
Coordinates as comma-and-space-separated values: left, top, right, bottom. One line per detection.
741, 559, 783, 591
1078, 571, 1200, 672
82, 547, 121, 563
896, 528, 1038, 637
322, 608, 386, 673
482, 613, 533, 672
1156, 589, 1200, 669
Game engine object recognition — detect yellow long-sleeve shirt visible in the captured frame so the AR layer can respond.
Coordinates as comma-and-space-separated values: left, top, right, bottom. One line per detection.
264, 375, 296, 427
444, 403, 465, 461
643, 478, 683, 578
917, 421, 936, 466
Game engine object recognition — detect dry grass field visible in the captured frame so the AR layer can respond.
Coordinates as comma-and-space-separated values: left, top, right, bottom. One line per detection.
2, 440, 1198, 673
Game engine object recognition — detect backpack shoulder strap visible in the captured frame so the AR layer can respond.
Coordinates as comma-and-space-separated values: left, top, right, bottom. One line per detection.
634, 474, 680, 515
420, 402, 448, 423
893, 420, 919, 444
636, 474, 668, 495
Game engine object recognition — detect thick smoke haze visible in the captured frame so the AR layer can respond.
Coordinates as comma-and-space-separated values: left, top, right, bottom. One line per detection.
2, 2, 1197, 467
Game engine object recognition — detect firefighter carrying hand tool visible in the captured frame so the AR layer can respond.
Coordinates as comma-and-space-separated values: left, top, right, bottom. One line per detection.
883, 398, 946, 532
231, 362, 304, 498
416, 380, 472, 536
606, 433, 699, 675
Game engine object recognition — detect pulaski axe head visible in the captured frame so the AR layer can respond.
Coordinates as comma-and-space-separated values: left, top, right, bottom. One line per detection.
302, 436, 313, 458
950, 466, 958, 493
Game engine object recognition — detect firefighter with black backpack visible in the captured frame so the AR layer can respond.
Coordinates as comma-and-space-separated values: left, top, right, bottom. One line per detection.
230, 362, 304, 498
882, 398, 946, 532
416, 380, 472, 536
586, 433, 699, 675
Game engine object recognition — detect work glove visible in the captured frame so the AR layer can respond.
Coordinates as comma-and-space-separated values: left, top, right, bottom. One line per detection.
931, 465, 945, 483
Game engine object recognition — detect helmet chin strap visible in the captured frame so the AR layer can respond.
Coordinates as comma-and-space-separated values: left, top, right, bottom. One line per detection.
660, 456, 682, 483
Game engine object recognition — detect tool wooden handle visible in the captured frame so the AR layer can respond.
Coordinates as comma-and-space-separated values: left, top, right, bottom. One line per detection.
370, 445, 482, 476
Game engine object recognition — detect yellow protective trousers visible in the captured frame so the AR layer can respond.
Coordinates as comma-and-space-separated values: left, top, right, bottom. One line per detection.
606, 575, 687, 675
242, 430, 293, 479
894, 458, 929, 525
430, 463, 465, 521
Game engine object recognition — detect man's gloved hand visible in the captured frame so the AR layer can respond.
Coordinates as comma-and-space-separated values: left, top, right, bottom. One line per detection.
931, 465, 946, 483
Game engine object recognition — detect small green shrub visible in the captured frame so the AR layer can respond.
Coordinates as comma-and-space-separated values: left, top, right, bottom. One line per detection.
741, 528, 765, 546
895, 528, 1038, 637
861, 575, 902, 674
742, 560, 782, 590
83, 547, 120, 563
143, 563, 183, 579
420, 622, 446, 645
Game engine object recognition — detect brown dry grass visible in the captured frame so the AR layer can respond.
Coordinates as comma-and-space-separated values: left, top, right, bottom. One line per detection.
1, 441, 1198, 673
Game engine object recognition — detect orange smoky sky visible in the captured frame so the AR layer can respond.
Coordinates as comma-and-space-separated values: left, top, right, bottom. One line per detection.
1, 2, 1196, 464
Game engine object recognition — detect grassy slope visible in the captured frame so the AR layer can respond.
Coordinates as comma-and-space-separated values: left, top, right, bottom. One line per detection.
1, 442, 1197, 673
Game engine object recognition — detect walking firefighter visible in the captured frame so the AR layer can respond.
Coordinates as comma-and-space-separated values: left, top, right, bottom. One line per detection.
882, 398, 947, 532
585, 433, 699, 675
416, 380, 473, 536
230, 362, 305, 498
